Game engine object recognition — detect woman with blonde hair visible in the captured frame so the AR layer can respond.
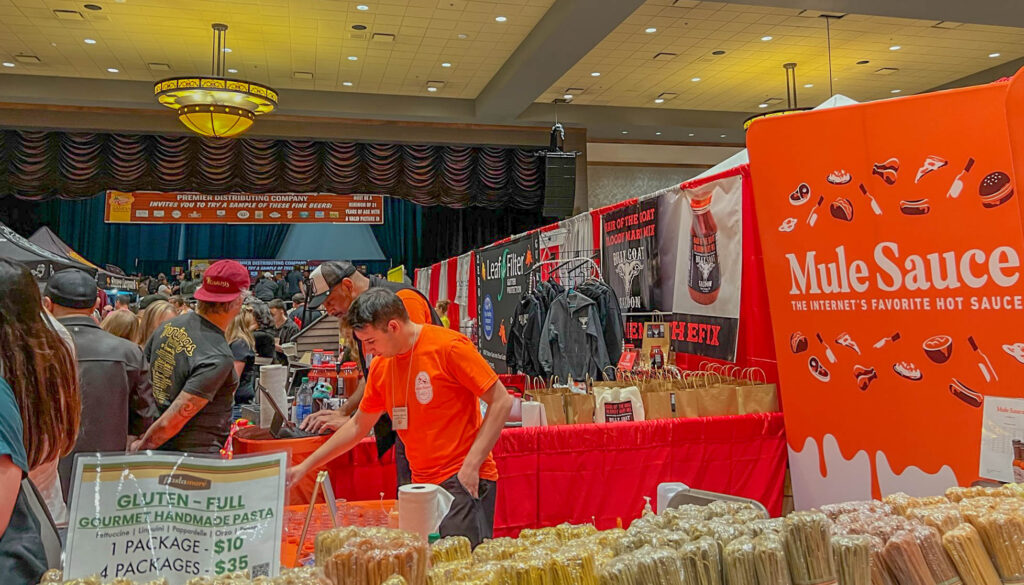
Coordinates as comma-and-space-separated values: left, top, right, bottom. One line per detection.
137, 300, 177, 347
227, 305, 259, 418
0, 259, 80, 582
101, 309, 140, 343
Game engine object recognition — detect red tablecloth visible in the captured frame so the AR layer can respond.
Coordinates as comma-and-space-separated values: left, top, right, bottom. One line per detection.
236, 413, 787, 536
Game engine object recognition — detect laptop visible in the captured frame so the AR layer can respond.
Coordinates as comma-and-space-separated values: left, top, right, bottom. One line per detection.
258, 384, 329, 439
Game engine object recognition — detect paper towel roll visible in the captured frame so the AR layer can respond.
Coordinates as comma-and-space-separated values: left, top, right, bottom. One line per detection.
657, 481, 690, 514
521, 401, 547, 427
398, 483, 454, 538
258, 365, 289, 428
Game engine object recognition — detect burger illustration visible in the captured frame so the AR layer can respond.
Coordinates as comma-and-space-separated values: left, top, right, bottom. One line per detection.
979, 171, 1014, 208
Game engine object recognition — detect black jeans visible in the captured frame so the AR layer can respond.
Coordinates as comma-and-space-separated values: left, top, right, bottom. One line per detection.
395, 436, 412, 487
438, 474, 496, 548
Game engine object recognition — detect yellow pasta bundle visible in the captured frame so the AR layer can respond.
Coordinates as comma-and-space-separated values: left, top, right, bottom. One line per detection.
941, 524, 1001, 585
557, 523, 599, 544
598, 556, 641, 585
906, 506, 964, 536
381, 577, 407, 585
831, 535, 871, 585
723, 536, 758, 585
427, 561, 473, 585
944, 487, 1018, 503
783, 512, 837, 585
634, 547, 684, 585
966, 510, 1024, 584
679, 536, 723, 585
753, 534, 791, 585
431, 536, 473, 564
884, 494, 949, 517
552, 548, 600, 585
473, 537, 527, 563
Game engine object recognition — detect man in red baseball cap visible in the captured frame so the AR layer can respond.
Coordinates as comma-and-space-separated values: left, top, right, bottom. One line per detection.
131, 260, 250, 453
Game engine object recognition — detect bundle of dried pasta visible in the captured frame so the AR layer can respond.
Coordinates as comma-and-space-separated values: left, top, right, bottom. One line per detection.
753, 533, 791, 585
750, 519, 784, 537
708, 501, 758, 519
186, 573, 252, 584
505, 556, 553, 585
783, 512, 837, 585
431, 536, 472, 564
723, 536, 758, 585
634, 547, 684, 585
906, 506, 964, 536
473, 537, 526, 563
831, 535, 871, 585
267, 566, 331, 585
321, 531, 428, 585
552, 547, 600, 585
867, 536, 898, 585
881, 530, 937, 585
38, 570, 63, 584
966, 510, 1024, 585
679, 536, 723, 585
822, 502, 892, 521
557, 523, 600, 543
944, 487, 1018, 503
427, 561, 473, 585
941, 524, 1000, 585
598, 555, 641, 585
884, 494, 949, 517
864, 517, 915, 543
663, 505, 711, 524
910, 526, 961, 585
735, 509, 770, 523
615, 529, 668, 555
381, 577, 407, 585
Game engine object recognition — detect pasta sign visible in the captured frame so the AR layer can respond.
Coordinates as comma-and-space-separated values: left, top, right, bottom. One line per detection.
748, 81, 1024, 509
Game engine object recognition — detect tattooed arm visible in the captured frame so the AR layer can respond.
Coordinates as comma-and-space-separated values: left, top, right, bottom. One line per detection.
129, 391, 209, 451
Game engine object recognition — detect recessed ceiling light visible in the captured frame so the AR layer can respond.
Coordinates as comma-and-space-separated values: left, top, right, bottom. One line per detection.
889, 45, 901, 51
761, 36, 773, 41
856, 59, 870, 65
441, 62, 451, 67
804, 83, 814, 88
645, 27, 657, 33
2, 62, 13, 67
84, 38, 96, 44
656, 132, 662, 135
106, 67, 119, 73
495, 16, 507, 22
691, 77, 701, 82
989, 52, 1001, 58
688, 133, 695, 137
83, 3, 102, 10
654, 98, 665, 103
427, 86, 438, 92
563, 94, 573, 99
590, 71, 600, 77
356, 4, 369, 10
720, 134, 727, 138
348, 55, 358, 61
457, 33, 468, 39
342, 81, 353, 86
227, 68, 238, 73
758, 103, 769, 108
891, 89, 901, 93
621, 131, 628, 134
222, 47, 232, 53
711, 50, 726, 56
352, 24, 367, 31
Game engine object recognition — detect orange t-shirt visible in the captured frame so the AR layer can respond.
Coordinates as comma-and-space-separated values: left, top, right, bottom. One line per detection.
359, 325, 499, 485
396, 289, 435, 325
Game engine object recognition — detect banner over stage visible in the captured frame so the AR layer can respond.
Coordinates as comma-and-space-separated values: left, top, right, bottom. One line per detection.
104, 191, 384, 224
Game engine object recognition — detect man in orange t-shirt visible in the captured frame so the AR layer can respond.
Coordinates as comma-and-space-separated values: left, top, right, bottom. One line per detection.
289, 288, 512, 546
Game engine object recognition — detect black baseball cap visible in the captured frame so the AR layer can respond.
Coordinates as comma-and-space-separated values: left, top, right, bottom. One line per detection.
306, 261, 357, 309
139, 293, 169, 310
44, 269, 97, 309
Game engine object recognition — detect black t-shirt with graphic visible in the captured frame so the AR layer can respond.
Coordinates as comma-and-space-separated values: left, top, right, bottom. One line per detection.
145, 312, 238, 453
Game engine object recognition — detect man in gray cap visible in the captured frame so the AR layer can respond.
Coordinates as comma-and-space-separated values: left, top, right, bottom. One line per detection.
301, 260, 441, 486
42, 269, 155, 500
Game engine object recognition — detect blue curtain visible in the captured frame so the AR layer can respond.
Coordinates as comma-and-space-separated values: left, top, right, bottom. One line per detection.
372, 196, 424, 270
40, 195, 289, 273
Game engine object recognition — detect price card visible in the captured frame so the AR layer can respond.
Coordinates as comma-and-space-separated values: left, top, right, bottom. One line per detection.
64, 452, 287, 585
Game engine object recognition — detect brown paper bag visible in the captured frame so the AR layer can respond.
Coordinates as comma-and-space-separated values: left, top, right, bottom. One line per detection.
564, 393, 595, 424
639, 377, 673, 420
525, 377, 568, 426
693, 372, 739, 417
736, 368, 779, 414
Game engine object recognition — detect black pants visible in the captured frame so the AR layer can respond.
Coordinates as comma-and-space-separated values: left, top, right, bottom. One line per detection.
395, 436, 412, 487
438, 474, 496, 548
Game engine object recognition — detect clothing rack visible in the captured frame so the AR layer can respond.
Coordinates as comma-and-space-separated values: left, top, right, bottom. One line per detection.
527, 256, 601, 291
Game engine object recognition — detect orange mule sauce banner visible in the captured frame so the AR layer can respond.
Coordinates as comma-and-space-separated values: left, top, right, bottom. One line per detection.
747, 82, 1024, 508
104, 191, 384, 224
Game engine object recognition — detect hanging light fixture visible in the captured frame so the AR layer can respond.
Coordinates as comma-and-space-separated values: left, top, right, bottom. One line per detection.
743, 63, 812, 130
154, 23, 277, 138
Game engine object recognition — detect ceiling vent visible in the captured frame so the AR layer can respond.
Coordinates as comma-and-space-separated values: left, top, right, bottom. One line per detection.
53, 9, 84, 20
371, 33, 395, 42
15, 54, 42, 64
657, 92, 678, 101
763, 97, 784, 105
653, 52, 677, 61
292, 71, 314, 80
565, 87, 585, 94
932, 21, 964, 29
147, 62, 171, 71
349, 32, 368, 40
874, 67, 899, 75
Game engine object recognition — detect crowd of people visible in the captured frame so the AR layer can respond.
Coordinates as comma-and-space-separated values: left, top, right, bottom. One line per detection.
0, 258, 506, 582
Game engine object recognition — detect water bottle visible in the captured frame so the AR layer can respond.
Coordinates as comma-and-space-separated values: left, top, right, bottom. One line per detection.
295, 377, 313, 425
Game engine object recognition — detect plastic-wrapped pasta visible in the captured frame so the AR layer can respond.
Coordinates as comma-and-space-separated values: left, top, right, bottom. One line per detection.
557, 523, 600, 543
783, 512, 837, 585
750, 519, 785, 537
831, 535, 871, 585
881, 530, 937, 585
906, 506, 964, 536
867, 536, 898, 585
753, 534, 791, 585
884, 494, 948, 517
599, 555, 641, 585
941, 524, 1001, 585
635, 547, 684, 585
473, 537, 526, 563
381, 577, 407, 585
910, 526, 960, 585
965, 510, 1024, 585
679, 536, 723, 585
944, 487, 1017, 503
707, 501, 757, 519
723, 537, 758, 585
431, 536, 473, 564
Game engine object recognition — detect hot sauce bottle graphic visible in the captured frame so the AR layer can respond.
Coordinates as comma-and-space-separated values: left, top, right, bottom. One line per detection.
688, 193, 720, 305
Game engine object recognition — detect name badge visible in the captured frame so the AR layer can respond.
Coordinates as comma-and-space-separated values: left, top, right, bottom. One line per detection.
392, 406, 409, 430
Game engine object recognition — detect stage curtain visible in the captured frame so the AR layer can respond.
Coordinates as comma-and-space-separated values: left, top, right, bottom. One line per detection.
0, 130, 544, 208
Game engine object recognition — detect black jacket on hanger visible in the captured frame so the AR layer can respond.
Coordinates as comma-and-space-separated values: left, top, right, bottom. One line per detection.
577, 280, 625, 369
